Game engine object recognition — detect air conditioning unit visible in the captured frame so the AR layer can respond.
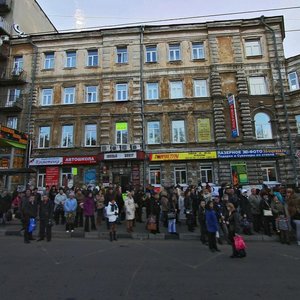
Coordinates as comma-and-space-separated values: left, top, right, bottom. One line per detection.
100, 145, 111, 152
111, 145, 120, 151
121, 144, 130, 151
131, 144, 141, 150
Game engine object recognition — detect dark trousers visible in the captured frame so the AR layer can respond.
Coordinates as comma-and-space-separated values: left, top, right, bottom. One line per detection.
228, 231, 238, 256
252, 214, 262, 232
186, 213, 194, 232
66, 222, 74, 231
207, 231, 218, 250
75, 210, 83, 227
199, 222, 207, 243
23, 219, 34, 242
39, 219, 52, 241
54, 209, 65, 225
263, 216, 273, 236
84, 215, 96, 232
136, 208, 143, 222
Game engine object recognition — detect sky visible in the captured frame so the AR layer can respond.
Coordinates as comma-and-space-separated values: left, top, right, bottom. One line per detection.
36, 0, 300, 58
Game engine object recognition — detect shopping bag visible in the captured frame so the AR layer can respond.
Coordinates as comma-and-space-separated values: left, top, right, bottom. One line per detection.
28, 218, 36, 233
234, 235, 246, 250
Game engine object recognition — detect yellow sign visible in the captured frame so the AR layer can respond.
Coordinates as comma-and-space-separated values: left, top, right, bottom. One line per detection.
116, 122, 127, 131
198, 119, 212, 142
150, 151, 217, 161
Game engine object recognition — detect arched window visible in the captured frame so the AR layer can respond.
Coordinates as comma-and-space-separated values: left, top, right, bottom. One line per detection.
254, 112, 273, 139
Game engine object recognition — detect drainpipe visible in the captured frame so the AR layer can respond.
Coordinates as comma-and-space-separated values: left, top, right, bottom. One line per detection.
139, 25, 146, 189
260, 16, 298, 187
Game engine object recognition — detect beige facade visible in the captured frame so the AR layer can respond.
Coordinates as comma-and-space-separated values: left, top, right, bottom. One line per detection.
6, 15, 300, 191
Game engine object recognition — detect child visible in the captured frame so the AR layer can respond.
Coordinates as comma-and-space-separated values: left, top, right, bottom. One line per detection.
276, 214, 290, 244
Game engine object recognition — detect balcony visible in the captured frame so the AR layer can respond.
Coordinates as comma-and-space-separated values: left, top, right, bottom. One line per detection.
0, 16, 11, 35
0, 68, 27, 85
0, 0, 11, 13
0, 95, 23, 111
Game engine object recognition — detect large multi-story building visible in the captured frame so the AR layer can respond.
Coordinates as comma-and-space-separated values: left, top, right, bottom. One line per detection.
0, 0, 56, 190
6, 15, 300, 191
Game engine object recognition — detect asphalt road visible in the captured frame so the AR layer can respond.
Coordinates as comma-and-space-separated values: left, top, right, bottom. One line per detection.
0, 237, 299, 300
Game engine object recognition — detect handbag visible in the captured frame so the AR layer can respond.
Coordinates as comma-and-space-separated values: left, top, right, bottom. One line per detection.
263, 209, 273, 217
167, 212, 176, 219
234, 235, 246, 250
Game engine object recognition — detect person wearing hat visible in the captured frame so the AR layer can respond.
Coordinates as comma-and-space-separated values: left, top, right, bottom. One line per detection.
64, 192, 77, 233
124, 191, 135, 233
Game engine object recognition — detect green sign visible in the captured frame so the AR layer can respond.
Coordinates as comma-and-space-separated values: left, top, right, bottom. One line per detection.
231, 162, 248, 185
72, 167, 78, 175
116, 122, 127, 131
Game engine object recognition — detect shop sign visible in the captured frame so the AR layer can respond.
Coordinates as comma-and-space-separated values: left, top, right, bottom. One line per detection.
197, 119, 212, 142
231, 162, 248, 185
218, 149, 287, 159
29, 157, 63, 166
84, 169, 96, 185
104, 152, 137, 160
149, 151, 217, 161
116, 122, 128, 131
63, 156, 97, 165
228, 94, 239, 138
45, 166, 59, 187
0, 125, 28, 144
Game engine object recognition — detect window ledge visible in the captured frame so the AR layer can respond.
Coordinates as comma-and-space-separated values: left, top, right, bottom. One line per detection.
192, 58, 205, 62
246, 55, 263, 59
168, 60, 182, 64
63, 67, 77, 70
115, 63, 128, 66
41, 68, 54, 72
145, 61, 158, 64
85, 65, 99, 69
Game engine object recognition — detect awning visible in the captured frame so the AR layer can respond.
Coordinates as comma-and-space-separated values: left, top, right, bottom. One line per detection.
0, 168, 36, 176
0, 139, 27, 149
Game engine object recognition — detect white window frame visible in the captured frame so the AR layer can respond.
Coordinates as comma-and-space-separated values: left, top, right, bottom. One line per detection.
85, 124, 97, 147
61, 167, 73, 188
249, 77, 268, 95
41, 88, 53, 106
261, 163, 278, 182
87, 49, 98, 67
245, 39, 262, 57
192, 42, 205, 60
85, 86, 98, 103
116, 47, 128, 63
65, 51, 76, 68
116, 83, 128, 101
149, 166, 161, 185
115, 122, 128, 145
37, 171, 46, 189
147, 121, 161, 144
61, 125, 74, 148
170, 81, 183, 99
194, 79, 208, 97
169, 44, 181, 61
174, 166, 187, 185
6, 116, 18, 129
13, 56, 23, 72
44, 52, 54, 69
296, 115, 300, 134
200, 165, 213, 183
172, 120, 186, 143
145, 45, 157, 63
146, 82, 159, 100
288, 72, 299, 91
63, 87, 75, 104
7, 88, 21, 106
38, 126, 50, 148
254, 112, 273, 140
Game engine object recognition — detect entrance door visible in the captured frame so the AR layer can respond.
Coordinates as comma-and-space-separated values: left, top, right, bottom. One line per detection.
120, 175, 129, 192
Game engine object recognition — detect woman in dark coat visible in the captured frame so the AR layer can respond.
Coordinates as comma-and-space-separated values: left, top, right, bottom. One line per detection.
205, 200, 220, 252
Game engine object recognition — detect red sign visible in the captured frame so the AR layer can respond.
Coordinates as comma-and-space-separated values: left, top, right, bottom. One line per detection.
228, 94, 239, 138
46, 166, 59, 187
63, 156, 97, 165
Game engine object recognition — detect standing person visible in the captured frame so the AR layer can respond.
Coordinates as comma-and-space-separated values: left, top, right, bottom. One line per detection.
160, 190, 169, 228
115, 186, 124, 223
95, 190, 105, 225
54, 188, 67, 225
205, 200, 220, 252
184, 189, 194, 232
37, 195, 54, 242
198, 200, 207, 244
105, 198, 119, 241
83, 191, 97, 232
124, 191, 136, 233
75, 189, 84, 227
48, 185, 57, 204
286, 188, 300, 245
248, 188, 262, 233
149, 192, 161, 234
191, 187, 200, 227
167, 193, 177, 234
226, 203, 242, 258
64, 192, 77, 233
21, 195, 38, 244
260, 190, 274, 236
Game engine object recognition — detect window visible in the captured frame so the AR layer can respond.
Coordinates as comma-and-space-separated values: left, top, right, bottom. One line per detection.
245, 39, 262, 57
169, 44, 181, 61
254, 112, 273, 140
192, 42, 204, 59
170, 81, 183, 99
85, 124, 97, 146
249, 77, 268, 95
41, 88, 53, 106
296, 115, 300, 134
61, 125, 74, 147
194, 79, 208, 97
261, 163, 277, 182
115, 122, 128, 145
13, 56, 23, 72
38, 126, 50, 148
85, 86, 98, 103
172, 120, 186, 143
7, 88, 21, 106
200, 165, 213, 183
146, 82, 159, 100
174, 166, 187, 185
87, 49, 98, 67
147, 121, 161, 144
149, 166, 161, 185
44, 52, 54, 69
116, 46, 128, 63
65, 51, 76, 68
7, 116, 18, 129
116, 83, 128, 101
61, 167, 73, 188
145, 45, 157, 63
37, 170, 46, 189
63, 87, 75, 104
288, 72, 299, 91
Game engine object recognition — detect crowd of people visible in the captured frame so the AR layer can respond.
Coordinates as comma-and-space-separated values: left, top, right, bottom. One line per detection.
0, 182, 300, 256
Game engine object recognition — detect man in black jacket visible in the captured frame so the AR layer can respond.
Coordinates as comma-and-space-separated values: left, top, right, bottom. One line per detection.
38, 195, 54, 242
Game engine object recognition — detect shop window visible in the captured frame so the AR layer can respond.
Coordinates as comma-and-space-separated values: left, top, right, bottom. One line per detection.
7, 116, 18, 129
147, 121, 161, 144
200, 165, 213, 183
261, 164, 278, 182
172, 120, 186, 143
149, 166, 161, 185
174, 166, 187, 185
115, 122, 128, 145
254, 112, 273, 140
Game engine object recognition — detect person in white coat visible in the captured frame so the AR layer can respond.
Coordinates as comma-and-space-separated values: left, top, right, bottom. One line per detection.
105, 199, 119, 241
124, 191, 136, 233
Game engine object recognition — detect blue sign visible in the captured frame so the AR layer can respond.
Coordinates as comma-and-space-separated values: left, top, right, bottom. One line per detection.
218, 149, 287, 159
84, 169, 96, 184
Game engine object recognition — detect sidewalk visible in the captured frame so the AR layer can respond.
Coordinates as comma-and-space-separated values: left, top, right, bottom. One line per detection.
0, 218, 278, 242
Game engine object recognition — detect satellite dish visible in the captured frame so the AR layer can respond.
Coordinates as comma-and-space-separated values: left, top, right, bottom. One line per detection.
13, 24, 26, 37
